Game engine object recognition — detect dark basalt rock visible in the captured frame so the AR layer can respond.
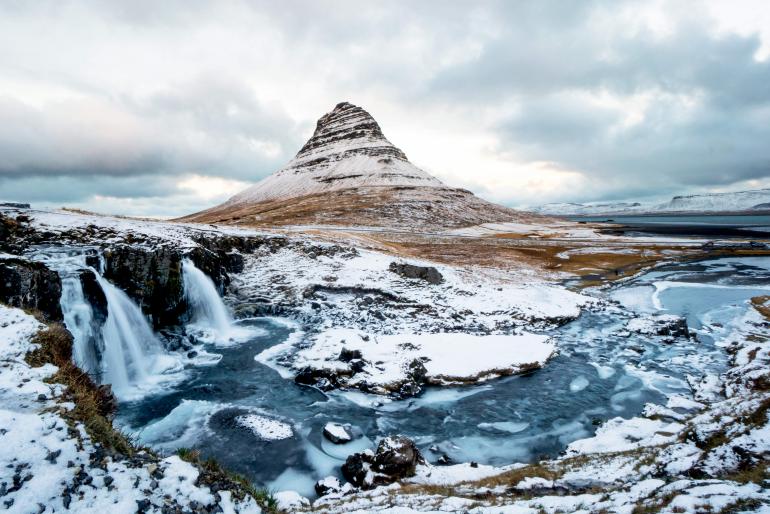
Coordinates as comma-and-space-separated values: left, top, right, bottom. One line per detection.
0, 214, 37, 254
339, 347, 363, 362
294, 367, 340, 391
102, 245, 185, 328
79, 269, 108, 324
656, 317, 690, 339
388, 262, 444, 285
0, 258, 62, 321
342, 435, 423, 489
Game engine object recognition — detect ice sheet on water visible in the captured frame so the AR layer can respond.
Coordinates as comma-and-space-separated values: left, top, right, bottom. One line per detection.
268, 468, 317, 499
132, 399, 219, 451
610, 285, 657, 313
569, 375, 590, 393
477, 421, 530, 434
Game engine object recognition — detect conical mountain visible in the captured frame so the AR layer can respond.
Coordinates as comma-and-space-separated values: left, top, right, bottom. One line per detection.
182, 102, 524, 229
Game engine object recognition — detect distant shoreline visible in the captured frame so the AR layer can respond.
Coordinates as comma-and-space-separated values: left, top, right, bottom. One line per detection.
575, 212, 770, 238
562, 209, 770, 219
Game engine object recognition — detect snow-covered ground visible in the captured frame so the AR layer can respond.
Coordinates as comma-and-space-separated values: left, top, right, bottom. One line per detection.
0, 304, 262, 513
308, 299, 770, 513
235, 243, 589, 394
3, 205, 769, 513
286, 329, 554, 392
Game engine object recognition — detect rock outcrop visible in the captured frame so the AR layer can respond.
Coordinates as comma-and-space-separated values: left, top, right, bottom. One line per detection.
341, 436, 423, 489
0, 257, 62, 321
388, 262, 444, 284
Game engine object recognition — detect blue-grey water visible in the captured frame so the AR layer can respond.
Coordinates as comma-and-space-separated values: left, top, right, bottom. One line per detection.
571, 214, 770, 226
114, 256, 770, 497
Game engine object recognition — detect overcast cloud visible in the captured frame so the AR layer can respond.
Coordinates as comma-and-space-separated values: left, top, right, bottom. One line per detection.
1, 0, 769, 215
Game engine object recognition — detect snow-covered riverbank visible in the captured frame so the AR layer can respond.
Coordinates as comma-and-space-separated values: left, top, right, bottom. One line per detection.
2, 206, 769, 513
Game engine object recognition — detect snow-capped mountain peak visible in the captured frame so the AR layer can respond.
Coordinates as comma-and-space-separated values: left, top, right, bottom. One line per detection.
225, 102, 443, 206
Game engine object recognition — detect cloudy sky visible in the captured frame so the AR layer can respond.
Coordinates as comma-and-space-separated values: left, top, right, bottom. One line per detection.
1, 0, 769, 217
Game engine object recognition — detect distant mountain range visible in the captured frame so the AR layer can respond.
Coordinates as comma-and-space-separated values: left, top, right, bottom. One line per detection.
532, 188, 770, 216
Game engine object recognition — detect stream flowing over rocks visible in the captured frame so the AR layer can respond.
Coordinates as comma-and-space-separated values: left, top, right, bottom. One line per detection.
1, 206, 770, 512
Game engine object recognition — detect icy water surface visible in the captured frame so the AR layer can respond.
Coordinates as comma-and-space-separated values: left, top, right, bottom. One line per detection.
117, 257, 770, 497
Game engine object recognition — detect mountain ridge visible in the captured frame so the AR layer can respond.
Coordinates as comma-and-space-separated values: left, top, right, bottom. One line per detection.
533, 188, 770, 216
182, 102, 527, 229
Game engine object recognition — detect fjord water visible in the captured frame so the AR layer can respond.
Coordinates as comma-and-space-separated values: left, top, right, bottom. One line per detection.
116, 256, 770, 498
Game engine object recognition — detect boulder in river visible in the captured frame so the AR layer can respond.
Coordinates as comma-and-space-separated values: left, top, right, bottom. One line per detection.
314, 476, 342, 496
341, 435, 423, 489
323, 422, 354, 444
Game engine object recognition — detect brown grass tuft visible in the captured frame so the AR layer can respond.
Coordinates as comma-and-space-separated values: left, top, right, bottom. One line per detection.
25, 324, 133, 454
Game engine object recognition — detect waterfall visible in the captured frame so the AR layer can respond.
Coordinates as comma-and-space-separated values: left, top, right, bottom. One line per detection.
182, 260, 233, 333
31, 247, 184, 399
61, 275, 102, 377
95, 274, 170, 396
182, 259, 252, 344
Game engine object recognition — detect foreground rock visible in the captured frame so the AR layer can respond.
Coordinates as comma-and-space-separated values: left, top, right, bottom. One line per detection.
323, 422, 355, 444
342, 436, 423, 489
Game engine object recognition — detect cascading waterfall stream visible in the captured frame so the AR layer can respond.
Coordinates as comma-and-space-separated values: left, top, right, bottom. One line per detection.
182, 259, 254, 343
31, 247, 184, 400
60, 275, 102, 377
96, 274, 168, 396
182, 259, 233, 334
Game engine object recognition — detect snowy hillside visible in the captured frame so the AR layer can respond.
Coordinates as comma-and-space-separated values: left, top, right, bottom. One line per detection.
660, 188, 770, 212
182, 102, 523, 229
534, 188, 770, 216
531, 202, 644, 216
224, 102, 443, 205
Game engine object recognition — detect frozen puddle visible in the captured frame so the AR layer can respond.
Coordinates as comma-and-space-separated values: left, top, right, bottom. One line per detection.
116, 257, 770, 498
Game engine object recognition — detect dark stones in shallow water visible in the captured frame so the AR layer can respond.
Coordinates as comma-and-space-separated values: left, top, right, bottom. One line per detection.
294, 367, 339, 391
656, 317, 690, 339
342, 435, 423, 489
388, 262, 444, 285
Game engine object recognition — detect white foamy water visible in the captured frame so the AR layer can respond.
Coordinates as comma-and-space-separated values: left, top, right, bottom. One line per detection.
182, 259, 259, 345
96, 274, 184, 399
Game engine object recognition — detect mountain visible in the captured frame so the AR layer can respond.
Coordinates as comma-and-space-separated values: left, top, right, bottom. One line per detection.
181, 102, 524, 229
534, 188, 770, 216
531, 202, 644, 216
659, 189, 770, 212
